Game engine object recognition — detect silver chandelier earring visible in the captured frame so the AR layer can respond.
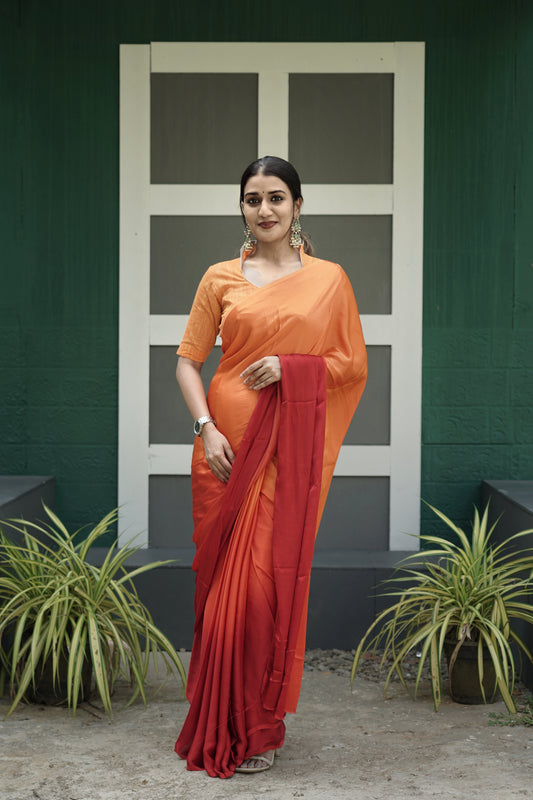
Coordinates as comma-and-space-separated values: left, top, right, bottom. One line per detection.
289, 217, 302, 248
243, 224, 256, 252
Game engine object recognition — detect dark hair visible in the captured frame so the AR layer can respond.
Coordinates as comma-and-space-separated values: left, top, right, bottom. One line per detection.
239, 156, 314, 255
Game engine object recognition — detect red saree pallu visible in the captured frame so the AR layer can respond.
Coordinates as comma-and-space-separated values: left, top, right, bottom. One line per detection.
175, 254, 368, 778
175, 356, 326, 778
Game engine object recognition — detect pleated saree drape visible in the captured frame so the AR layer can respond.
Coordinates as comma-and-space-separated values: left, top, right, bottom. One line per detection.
175, 253, 367, 778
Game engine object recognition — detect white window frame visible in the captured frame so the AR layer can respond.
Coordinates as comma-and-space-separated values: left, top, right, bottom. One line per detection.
119, 42, 425, 549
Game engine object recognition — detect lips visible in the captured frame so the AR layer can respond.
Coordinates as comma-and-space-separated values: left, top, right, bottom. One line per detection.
259, 222, 276, 229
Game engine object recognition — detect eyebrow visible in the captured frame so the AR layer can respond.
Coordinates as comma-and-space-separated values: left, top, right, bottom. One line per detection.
244, 188, 288, 198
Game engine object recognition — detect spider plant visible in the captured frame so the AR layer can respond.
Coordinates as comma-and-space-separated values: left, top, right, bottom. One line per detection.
0, 506, 186, 718
351, 503, 533, 713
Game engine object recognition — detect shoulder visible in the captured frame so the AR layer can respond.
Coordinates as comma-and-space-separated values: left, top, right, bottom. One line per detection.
195, 258, 241, 295
199, 258, 241, 287
303, 254, 348, 283
203, 257, 241, 278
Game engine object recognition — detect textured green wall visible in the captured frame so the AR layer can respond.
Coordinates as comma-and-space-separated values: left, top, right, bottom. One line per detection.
1, 0, 531, 541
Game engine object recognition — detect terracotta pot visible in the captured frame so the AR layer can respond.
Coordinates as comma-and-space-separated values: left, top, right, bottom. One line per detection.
444, 639, 499, 705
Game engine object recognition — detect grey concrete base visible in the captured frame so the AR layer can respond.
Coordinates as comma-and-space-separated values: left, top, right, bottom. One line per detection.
482, 480, 533, 691
86, 547, 420, 652
0, 475, 55, 543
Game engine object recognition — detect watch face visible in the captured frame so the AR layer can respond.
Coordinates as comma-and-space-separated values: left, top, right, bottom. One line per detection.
193, 420, 201, 435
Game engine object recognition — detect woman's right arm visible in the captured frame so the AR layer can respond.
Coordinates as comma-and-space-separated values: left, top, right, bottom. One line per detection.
176, 356, 235, 483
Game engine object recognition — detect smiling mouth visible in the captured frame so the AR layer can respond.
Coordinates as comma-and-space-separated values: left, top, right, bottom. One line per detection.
259, 222, 276, 228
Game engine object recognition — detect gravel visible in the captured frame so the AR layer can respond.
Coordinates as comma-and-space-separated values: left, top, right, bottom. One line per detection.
304, 648, 442, 683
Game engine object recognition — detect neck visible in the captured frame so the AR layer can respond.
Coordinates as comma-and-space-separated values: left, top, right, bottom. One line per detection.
253, 240, 299, 264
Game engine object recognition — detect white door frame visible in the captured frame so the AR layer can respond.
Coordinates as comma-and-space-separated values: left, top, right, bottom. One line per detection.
119, 41, 425, 549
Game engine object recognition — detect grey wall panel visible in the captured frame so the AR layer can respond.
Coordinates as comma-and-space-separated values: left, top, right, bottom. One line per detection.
345, 346, 390, 445
129, 564, 196, 650
149, 475, 194, 547
317, 477, 390, 551
307, 567, 376, 648
151, 214, 391, 315
149, 475, 389, 551
304, 215, 392, 314
289, 74, 393, 184
151, 73, 258, 184
151, 345, 389, 446
150, 346, 220, 444
150, 216, 243, 314
0, 476, 55, 546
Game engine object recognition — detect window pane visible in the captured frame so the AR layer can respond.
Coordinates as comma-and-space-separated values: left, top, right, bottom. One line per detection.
151, 216, 243, 314
149, 475, 193, 547
304, 215, 391, 314
151, 74, 258, 183
317, 477, 390, 550
150, 345, 389, 447
150, 346, 220, 444
289, 74, 393, 184
346, 346, 390, 445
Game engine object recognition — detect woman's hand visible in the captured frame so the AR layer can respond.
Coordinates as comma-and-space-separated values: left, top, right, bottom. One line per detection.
200, 424, 235, 483
240, 357, 281, 390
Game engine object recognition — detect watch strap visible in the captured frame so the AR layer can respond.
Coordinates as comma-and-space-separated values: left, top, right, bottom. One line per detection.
194, 415, 216, 436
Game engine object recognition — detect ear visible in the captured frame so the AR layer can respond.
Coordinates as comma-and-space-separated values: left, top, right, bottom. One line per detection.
294, 197, 303, 217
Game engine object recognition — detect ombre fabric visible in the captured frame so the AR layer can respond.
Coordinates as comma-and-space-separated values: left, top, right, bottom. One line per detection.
175, 252, 367, 777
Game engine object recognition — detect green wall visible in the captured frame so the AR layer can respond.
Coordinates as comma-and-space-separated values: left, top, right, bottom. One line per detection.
1, 0, 531, 541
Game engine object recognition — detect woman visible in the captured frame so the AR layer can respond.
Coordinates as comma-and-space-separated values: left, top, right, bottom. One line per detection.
174, 156, 367, 778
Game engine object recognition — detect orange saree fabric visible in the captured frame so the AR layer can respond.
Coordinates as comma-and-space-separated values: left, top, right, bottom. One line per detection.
175, 252, 367, 778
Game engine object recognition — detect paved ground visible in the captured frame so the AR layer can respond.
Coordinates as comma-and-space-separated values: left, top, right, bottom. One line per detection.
1, 653, 533, 800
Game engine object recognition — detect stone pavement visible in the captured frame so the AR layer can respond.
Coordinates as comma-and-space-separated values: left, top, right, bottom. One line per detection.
1, 653, 532, 800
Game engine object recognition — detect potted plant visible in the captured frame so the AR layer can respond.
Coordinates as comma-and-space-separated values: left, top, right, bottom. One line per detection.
351, 503, 533, 713
0, 506, 187, 718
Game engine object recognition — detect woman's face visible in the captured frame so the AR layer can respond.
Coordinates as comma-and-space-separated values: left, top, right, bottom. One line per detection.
241, 172, 302, 248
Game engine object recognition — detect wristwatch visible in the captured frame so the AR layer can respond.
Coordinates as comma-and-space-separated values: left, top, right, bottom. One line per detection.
193, 415, 216, 436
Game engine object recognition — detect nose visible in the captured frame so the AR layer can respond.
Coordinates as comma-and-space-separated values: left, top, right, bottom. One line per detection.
257, 198, 271, 217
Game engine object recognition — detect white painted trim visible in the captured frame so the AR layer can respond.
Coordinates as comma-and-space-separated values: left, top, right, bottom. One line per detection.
303, 185, 393, 216
119, 45, 151, 547
149, 185, 240, 216
388, 42, 425, 549
150, 315, 188, 345
148, 184, 393, 217
258, 72, 289, 158
148, 444, 390, 477
150, 315, 222, 347
151, 42, 396, 74
333, 446, 390, 476
149, 444, 193, 474
360, 316, 392, 344
151, 313, 390, 348
119, 41, 425, 552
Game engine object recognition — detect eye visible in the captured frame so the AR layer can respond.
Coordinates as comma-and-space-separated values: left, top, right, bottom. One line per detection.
246, 198, 259, 205
271, 195, 284, 202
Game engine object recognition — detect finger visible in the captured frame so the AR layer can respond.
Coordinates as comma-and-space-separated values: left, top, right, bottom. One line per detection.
224, 442, 235, 464
209, 459, 231, 483
241, 367, 263, 385
249, 369, 275, 389
239, 361, 260, 379
217, 451, 234, 479
240, 359, 266, 381
245, 365, 271, 386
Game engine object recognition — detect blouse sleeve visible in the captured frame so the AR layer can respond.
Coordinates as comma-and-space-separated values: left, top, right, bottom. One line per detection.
177, 266, 222, 363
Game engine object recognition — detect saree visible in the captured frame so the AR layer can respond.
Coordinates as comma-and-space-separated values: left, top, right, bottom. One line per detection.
175, 252, 367, 777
